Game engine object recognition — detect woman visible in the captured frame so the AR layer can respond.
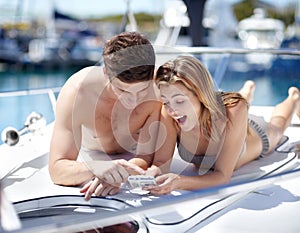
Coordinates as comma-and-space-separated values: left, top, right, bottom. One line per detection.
147, 55, 300, 195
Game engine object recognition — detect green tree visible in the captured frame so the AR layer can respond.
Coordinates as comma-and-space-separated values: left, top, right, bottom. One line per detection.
233, 0, 257, 21
232, 0, 295, 26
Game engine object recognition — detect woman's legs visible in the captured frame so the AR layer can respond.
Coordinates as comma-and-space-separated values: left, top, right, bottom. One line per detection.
268, 87, 300, 151
239, 80, 256, 103
239, 82, 299, 155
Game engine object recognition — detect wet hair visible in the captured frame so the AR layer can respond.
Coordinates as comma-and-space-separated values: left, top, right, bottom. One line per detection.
155, 55, 248, 140
102, 32, 155, 83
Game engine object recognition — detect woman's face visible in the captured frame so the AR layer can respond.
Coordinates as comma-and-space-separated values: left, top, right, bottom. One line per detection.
160, 82, 200, 131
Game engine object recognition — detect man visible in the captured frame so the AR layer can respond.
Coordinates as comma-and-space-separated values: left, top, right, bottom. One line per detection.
49, 32, 162, 199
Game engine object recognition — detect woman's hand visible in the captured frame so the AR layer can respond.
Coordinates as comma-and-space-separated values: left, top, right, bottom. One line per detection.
80, 177, 121, 200
145, 165, 162, 177
147, 173, 180, 195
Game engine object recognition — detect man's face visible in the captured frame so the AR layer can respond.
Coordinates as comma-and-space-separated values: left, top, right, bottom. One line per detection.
111, 78, 152, 109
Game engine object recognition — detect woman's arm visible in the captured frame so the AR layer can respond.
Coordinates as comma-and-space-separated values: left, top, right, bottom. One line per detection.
212, 100, 249, 181
146, 107, 178, 176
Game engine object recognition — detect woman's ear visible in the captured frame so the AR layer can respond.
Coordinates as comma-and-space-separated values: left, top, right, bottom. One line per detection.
153, 67, 158, 79
103, 66, 108, 76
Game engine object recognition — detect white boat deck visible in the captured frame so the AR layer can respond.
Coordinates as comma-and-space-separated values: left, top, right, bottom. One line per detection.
0, 106, 299, 232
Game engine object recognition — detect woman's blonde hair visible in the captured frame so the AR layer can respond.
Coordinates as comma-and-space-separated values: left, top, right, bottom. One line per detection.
155, 55, 247, 141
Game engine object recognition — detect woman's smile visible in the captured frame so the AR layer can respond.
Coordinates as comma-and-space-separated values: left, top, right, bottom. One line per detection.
160, 82, 200, 131
174, 115, 187, 125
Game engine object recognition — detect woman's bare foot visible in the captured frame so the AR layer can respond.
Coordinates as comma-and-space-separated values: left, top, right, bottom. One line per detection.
239, 80, 256, 103
288, 86, 300, 118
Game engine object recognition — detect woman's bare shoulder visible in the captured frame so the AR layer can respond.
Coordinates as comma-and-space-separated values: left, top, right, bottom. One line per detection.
226, 100, 248, 123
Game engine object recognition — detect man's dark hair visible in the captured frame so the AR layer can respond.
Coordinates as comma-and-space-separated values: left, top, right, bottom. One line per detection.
102, 32, 155, 83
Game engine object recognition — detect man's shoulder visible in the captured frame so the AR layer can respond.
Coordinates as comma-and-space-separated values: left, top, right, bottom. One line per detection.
66, 66, 106, 90
72, 66, 104, 81
58, 66, 106, 103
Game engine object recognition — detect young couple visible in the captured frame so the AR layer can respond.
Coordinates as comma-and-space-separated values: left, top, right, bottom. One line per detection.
49, 32, 300, 198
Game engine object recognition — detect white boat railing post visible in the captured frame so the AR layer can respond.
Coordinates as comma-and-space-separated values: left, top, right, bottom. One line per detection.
0, 181, 21, 231
48, 89, 57, 116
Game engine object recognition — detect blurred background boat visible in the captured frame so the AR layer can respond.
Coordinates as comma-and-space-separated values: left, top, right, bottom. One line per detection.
0, 7, 104, 69
237, 8, 284, 49
1, 0, 300, 69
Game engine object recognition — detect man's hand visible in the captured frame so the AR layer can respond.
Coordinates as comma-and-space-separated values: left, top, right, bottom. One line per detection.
80, 178, 120, 200
87, 159, 146, 184
81, 159, 146, 200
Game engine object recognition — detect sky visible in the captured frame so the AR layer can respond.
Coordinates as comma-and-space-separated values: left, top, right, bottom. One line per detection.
0, 0, 298, 21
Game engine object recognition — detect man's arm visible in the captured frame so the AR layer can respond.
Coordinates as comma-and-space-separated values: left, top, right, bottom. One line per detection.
49, 67, 146, 187
49, 79, 94, 186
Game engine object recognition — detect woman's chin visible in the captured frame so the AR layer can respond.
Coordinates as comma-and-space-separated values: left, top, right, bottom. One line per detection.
179, 121, 198, 132
180, 123, 192, 132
